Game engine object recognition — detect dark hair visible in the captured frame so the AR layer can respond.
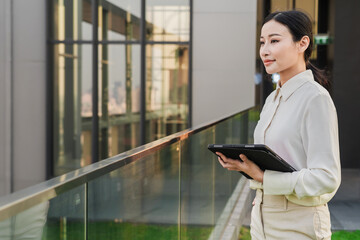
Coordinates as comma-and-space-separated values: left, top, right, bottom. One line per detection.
263, 10, 330, 91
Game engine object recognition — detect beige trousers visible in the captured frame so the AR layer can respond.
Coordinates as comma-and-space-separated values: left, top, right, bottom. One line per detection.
250, 189, 331, 240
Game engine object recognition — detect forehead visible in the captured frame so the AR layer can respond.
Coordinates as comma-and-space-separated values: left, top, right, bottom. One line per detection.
261, 20, 291, 37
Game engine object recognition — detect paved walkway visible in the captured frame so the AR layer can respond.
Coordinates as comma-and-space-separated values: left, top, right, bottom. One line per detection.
329, 168, 360, 231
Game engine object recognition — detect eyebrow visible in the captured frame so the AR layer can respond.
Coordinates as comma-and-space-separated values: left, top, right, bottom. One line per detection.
260, 33, 282, 39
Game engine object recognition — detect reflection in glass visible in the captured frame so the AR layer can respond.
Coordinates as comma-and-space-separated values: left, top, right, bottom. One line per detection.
52, 1, 191, 175
146, 44, 189, 143
98, 44, 141, 160
51, 0, 92, 40
0, 202, 49, 239
180, 127, 216, 240
146, 0, 190, 41
180, 111, 256, 239
43, 185, 86, 239
54, 42, 142, 175
88, 143, 180, 239
53, 44, 92, 176
99, 0, 141, 41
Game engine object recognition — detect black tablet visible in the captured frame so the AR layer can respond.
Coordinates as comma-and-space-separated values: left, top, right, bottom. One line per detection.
208, 144, 296, 179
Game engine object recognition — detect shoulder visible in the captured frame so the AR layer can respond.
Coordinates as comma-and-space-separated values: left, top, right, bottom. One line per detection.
303, 80, 329, 96
301, 81, 336, 112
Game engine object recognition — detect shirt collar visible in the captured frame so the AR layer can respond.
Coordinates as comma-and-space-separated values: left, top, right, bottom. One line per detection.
274, 70, 314, 102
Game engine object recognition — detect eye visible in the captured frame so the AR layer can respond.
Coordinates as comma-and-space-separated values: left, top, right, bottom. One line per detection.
271, 39, 279, 43
260, 41, 265, 45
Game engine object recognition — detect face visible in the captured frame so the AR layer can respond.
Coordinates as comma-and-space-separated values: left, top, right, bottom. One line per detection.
259, 20, 303, 75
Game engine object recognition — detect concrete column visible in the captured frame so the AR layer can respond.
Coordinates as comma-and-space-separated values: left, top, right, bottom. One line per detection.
0, 0, 13, 197
11, 0, 47, 191
192, 0, 257, 126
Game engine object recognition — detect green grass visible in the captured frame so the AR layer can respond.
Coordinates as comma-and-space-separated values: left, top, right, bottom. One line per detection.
332, 230, 360, 240
43, 219, 360, 240
238, 227, 251, 240
238, 227, 360, 240
42, 220, 213, 240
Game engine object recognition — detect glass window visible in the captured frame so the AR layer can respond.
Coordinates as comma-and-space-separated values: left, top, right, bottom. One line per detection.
51, 0, 191, 176
145, 44, 189, 142
98, 0, 141, 41
53, 43, 93, 176
51, 0, 93, 41
98, 44, 141, 159
146, 0, 190, 42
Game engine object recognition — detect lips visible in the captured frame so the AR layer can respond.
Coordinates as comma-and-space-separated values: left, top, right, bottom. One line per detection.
263, 59, 275, 66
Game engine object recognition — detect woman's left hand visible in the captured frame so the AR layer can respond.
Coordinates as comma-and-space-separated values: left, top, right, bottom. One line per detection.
216, 152, 264, 183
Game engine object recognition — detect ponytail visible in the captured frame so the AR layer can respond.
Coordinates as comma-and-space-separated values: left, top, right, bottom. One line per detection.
306, 62, 331, 92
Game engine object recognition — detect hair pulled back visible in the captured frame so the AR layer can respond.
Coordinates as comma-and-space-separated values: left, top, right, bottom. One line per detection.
263, 10, 330, 91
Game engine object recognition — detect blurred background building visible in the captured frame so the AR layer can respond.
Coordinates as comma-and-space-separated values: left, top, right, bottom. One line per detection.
0, 0, 256, 196
0, 0, 359, 200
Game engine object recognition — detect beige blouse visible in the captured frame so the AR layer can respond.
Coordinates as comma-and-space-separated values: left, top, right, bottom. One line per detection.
250, 70, 341, 206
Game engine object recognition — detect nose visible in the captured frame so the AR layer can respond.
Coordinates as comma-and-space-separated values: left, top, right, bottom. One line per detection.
260, 42, 270, 58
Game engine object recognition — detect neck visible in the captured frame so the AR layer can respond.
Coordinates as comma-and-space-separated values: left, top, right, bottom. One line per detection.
279, 62, 306, 87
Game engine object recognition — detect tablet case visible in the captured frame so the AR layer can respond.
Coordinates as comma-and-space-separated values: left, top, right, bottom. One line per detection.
208, 144, 296, 179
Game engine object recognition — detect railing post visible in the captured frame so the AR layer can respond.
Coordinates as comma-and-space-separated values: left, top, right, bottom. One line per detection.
85, 182, 88, 240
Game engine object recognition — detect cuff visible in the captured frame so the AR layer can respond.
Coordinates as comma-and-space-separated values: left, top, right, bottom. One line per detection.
263, 170, 295, 195
249, 179, 263, 189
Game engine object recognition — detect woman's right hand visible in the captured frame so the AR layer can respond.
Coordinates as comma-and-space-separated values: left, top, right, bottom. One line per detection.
216, 152, 264, 183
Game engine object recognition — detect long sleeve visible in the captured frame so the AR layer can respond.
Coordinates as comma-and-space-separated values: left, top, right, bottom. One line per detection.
263, 93, 341, 205
252, 70, 341, 206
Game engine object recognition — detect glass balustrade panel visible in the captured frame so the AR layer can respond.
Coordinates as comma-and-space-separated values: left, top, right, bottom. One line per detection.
179, 126, 216, 240
87, 142, 181, 240
0, 185, 87, 240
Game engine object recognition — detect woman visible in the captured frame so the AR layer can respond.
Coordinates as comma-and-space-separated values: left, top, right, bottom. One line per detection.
216, 10, 341, 240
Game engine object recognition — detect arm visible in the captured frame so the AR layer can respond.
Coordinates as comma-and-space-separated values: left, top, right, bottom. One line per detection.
263, 93, 341, 198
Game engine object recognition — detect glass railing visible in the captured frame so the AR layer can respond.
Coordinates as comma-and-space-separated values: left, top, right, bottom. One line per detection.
0, 107, 259, 240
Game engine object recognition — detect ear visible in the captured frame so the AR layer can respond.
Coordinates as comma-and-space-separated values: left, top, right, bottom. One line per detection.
298, 36, 310, 53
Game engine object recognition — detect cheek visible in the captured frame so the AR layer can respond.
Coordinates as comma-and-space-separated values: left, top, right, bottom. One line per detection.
275, 46, 297, 64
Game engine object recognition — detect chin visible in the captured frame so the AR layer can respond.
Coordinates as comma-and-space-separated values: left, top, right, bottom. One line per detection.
264, 68, 276, 75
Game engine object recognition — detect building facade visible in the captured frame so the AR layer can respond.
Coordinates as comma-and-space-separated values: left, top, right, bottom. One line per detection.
0, 0, 257, 195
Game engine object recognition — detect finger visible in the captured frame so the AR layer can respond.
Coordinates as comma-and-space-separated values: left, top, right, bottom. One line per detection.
239, 154, 248, 162
216, 152, 226, 159
218, 158, 225, 167
225, 157, 238, 164
223, 163, 238, 170
216, 152, 227, 162
219, 159, 233, 168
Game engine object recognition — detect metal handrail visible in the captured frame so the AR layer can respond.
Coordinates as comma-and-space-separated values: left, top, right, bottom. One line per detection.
0, 107, 254, 221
